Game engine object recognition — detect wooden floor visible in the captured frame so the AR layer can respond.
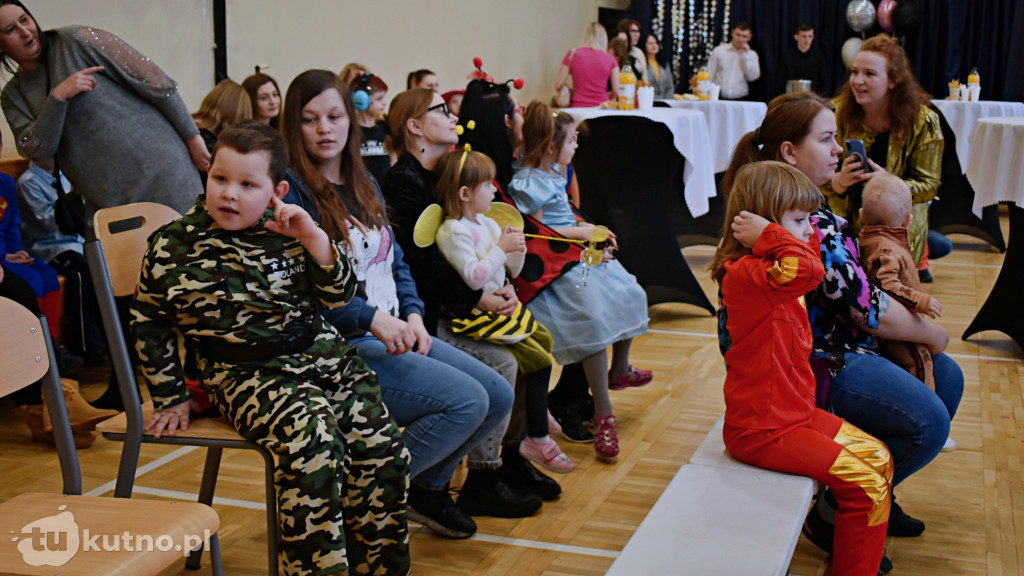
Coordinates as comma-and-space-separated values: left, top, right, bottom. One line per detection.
1, 219, 1021, 575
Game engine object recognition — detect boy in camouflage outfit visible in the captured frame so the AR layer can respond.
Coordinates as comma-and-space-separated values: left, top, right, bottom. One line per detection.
131, 122, 410, 576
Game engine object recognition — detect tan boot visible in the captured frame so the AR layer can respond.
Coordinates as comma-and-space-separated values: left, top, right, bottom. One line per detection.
20, 404, 96, 449
46, 378, 119, 431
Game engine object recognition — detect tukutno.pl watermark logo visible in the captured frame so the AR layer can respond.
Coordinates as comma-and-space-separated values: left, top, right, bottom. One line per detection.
9, 505, 212, 568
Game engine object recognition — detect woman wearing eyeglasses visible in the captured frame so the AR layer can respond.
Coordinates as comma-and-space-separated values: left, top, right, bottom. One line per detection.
382, 88, 550, 521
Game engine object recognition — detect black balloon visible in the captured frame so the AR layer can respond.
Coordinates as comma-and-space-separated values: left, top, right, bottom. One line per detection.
892, 0, 922, 36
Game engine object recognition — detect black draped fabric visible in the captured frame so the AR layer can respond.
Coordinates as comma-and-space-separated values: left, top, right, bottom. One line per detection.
628, 0, 1024, 104
572, 116, 715, 313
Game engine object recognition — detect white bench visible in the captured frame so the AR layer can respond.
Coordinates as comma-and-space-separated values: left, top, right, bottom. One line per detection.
606, 416, 816, 576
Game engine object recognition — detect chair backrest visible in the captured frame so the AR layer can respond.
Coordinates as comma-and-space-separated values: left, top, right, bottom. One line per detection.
92, 202, 181, 297
0, 296, 49, 397
87, 202, 182, 498
0, 297, 82, 493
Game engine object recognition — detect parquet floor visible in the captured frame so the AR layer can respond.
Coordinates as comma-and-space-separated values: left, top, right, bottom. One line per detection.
1, 218, 1020, 575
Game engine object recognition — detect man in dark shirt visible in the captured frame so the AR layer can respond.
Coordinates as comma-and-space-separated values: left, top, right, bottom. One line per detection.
777, 24, 830, 96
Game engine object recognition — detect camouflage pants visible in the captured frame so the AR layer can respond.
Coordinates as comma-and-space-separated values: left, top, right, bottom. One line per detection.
205, 333, 410, 575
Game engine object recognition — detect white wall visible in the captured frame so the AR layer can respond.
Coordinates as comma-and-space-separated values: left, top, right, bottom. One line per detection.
0, 0, 215, 154
1, 0, 624, 158
225, 0, 618, 106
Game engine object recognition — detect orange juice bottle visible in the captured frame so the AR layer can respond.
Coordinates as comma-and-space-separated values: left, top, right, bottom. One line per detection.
618, 63, 637, 110
696, 65, 711, 100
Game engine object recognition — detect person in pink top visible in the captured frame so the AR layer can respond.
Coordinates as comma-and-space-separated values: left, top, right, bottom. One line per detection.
555, 22, 619, 108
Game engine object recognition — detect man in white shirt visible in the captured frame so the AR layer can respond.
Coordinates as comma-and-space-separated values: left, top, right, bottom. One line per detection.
708, 21, 761, 100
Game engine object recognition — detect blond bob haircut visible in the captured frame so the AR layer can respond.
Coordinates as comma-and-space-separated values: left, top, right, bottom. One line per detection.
193, 79, 253, 135
710, 161, 823, 283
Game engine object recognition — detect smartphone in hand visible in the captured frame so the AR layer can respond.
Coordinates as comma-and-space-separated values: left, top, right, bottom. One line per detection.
845, 139, 873, 173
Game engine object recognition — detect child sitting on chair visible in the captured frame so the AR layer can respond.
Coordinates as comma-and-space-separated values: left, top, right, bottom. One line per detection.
130, 121, 410, 576
858, 173, 942, 390
432, 147, 573, 474
713, 161, 892, 576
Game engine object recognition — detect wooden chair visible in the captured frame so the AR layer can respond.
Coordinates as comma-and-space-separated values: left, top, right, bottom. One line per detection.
0, 296, 222, 575
86, 202, 279, 574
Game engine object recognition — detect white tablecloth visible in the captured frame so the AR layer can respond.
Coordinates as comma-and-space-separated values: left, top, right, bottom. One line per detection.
657, 99, 768, 172
931, 99, 1024, 174
965, 117, 1024, 216
563, 107, 716, 217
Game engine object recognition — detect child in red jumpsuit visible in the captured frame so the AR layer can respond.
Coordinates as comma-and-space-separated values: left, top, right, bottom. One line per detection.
711, 161, 892, 576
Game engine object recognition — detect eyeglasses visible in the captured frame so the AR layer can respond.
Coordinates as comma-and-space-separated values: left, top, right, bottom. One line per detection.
427, 102, 453, 118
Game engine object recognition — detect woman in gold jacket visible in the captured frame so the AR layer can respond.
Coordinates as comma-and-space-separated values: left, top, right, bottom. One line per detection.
821, 34, 943, 273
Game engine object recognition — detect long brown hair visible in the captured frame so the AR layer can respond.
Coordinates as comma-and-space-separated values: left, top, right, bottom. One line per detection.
710, 161, 823, 283
835, 34, 932, 145
721, 92, 834, 196
521, 100, 575, 168
241, 73, 280, 129
385, 88, 434, 156
281, 69, 383, 244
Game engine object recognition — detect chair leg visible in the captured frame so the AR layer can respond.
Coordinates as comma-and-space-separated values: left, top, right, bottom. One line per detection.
261, 448, 280, 576
208, 533, 223, 576
185, 447, 224, 570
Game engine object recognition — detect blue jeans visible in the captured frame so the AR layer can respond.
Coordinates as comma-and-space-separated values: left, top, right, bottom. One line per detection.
350, 335, 513, 490
436, 323, 519, 468
927, 230, 953, 260
830, 352, 963, 487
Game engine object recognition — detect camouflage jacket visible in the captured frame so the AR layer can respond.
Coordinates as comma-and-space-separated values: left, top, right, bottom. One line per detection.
131, 197, 354, 409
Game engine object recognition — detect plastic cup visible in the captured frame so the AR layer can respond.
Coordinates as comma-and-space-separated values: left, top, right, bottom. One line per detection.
637, 86, 655, 110
969, 85, 981, 101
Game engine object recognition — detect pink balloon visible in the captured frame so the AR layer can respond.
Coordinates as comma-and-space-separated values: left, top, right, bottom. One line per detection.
878, 0, 897, 32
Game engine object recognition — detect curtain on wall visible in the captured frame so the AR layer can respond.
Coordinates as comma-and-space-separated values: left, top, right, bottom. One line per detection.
629, 0, 1024, 104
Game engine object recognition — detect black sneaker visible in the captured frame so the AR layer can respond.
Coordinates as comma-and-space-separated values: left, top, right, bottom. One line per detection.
55, 344, 84, 376
407, 483, 476, 539
498, 451, 562, 501
879, 552, 893, 575
548, 402, 594, 443
458, 469, 542, 518
918, 269, 934, 283
887, 497, 925, 537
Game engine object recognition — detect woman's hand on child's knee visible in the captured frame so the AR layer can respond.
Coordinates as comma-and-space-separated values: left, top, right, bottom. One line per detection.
731, 211, 770, 248
145, 401, 191, 439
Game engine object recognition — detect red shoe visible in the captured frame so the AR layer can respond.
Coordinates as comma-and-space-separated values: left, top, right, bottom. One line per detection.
593, 414, 619, 458
609, 365, 654, 391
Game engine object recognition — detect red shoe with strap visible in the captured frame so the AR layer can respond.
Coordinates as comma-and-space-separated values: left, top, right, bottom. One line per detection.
608, 366, 654, 391
592, 414, 619, 458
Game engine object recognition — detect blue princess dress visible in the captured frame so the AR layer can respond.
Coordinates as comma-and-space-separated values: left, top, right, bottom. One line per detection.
508, 166, 649, 364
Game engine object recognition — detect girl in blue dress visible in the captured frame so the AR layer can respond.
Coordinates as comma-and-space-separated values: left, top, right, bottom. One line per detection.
507, 100, 651, 459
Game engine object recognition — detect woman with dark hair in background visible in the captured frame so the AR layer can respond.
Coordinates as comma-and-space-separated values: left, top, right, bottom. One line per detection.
242, 72, 281, 129
643, 33, 675, 99
406, 68, 438, 92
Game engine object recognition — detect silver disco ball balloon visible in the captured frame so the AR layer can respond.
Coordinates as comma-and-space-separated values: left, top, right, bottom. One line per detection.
846, 0, 877, 32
